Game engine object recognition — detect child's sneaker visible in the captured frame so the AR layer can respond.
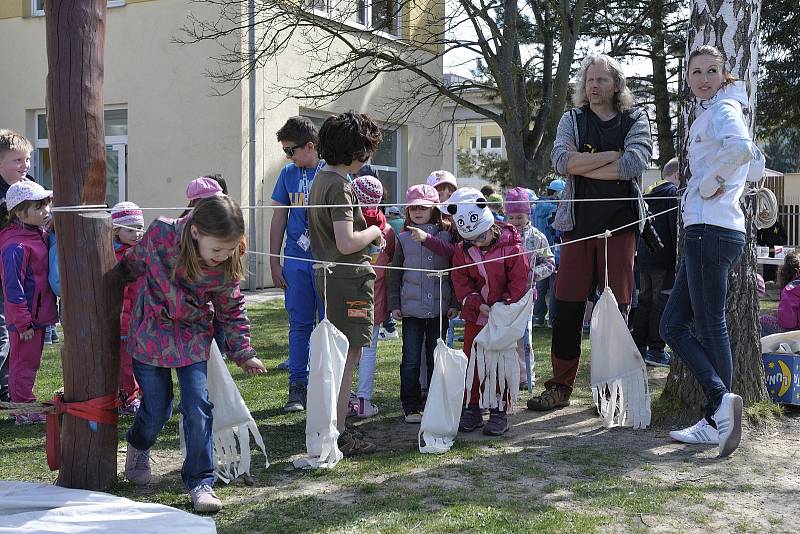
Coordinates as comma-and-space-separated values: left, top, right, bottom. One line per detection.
669, 418, 719, 444
458, 404, 484, 432
124, 443, 151, 485
51, 329, 59, 343
644, 350, 671, 368
483, 409, 509, 436
337, 428, 376, 456
120, 398, 141, 415
713, 392, 743, 457
378, 327, 399, 340
189, 484, 223, 513
14, 413, 46, 425
275, 358, 290, 370
404, 411, 422, 423
357, 398, 379, 418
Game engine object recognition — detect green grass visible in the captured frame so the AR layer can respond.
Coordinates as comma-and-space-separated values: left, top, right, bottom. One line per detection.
0, 299, 790, 532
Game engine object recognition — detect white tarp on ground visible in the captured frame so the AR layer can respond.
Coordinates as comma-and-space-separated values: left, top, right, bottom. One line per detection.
0, 481, 216, 533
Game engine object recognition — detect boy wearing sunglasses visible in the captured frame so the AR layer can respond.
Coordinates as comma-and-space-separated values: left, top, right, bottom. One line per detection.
270, 116, 326, 412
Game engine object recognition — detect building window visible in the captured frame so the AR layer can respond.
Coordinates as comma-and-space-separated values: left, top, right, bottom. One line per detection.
454, 123, 505, 178
34, 108, 128, 208
32, 0, 126, 16
303, 0, 401, 36
303, 114, 401, 205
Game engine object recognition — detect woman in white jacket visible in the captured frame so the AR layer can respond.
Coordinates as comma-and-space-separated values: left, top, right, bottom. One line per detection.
660, 45, 763, 457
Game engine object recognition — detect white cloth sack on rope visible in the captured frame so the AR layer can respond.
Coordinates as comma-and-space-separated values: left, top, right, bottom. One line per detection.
180, 340, 269, 483
293, 318, 348, 469
466, 288, 534, 410
0, 481, 215, 533
761, 330, 800, 354
589, 286, 651, 429
419, 339, 468, 454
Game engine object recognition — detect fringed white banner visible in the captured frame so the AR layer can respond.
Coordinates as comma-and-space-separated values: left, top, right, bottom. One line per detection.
589, 286, 651, 429
466, 289, 534, 411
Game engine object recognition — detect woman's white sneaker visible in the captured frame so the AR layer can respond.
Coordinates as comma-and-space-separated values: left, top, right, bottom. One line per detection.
669, 418, 719, 444
713, 392, 743, 457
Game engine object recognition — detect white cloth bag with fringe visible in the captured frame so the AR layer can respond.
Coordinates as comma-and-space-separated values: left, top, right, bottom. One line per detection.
466, 288, 534, 410
292, 318, 348, 469
589, 286, 651, 429
180, 340, 269, 483
419, 339, 468, 454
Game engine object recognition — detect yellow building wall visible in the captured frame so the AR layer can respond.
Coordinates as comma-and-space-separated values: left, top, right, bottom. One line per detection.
0, 0, 444, 287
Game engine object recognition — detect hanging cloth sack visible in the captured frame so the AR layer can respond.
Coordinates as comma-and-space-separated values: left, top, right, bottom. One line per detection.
180, 340, 269, 483
293, 318, 349, 469
419, 339, 468, 454
589, 286, 651, 429
466, 288, 534, 410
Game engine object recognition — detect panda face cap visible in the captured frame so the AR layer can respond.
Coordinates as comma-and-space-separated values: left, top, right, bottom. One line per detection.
443, 187, 495, 240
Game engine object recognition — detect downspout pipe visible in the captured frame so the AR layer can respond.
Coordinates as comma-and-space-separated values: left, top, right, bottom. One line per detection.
248, 0, 258, 290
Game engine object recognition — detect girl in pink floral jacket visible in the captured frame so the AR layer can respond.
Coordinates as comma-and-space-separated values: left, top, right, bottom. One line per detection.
121, 195, 265, 514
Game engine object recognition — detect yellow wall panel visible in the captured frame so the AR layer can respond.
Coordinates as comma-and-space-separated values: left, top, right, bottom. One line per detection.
0, 2, 23, 19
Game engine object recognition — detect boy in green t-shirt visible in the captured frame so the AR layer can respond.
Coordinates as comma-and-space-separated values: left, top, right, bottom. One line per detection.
307, 112, 383, 456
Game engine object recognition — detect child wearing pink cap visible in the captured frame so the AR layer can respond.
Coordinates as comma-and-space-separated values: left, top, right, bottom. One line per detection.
504, 187, 555, 389
112, 201, 146, 414
0, 181, 57, 424
180, 175, 228, 217
387, 184, 457, 423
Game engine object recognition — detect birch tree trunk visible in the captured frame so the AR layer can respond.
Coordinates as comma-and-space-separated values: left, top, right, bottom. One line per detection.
662, 0, 769, 411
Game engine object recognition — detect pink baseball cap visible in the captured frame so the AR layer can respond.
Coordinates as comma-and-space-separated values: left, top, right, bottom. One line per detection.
427, 170, 458, 191
186, 176, 224, 201
504, 187, 531, 215
406, 184, 439, 207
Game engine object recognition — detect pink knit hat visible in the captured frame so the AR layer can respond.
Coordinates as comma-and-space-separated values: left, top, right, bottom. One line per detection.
111, 201, 144, 227
352, 175, 384, 207
406, 184, 439, 207
186, 176, 224, 201
504, 187, 531, 215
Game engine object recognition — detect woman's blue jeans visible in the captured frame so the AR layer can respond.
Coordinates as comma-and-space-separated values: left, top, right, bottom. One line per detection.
126, 359, 215, 490
660, 224, 745, 420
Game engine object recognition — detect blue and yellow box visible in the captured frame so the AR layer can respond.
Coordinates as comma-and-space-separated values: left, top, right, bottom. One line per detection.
763, 353, 800, 405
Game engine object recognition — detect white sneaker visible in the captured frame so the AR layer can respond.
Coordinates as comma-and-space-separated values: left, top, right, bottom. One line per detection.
713, 392, 743, 457
378, 327, 399, 340
669, 418, 719, 444
357, 398, 379, 418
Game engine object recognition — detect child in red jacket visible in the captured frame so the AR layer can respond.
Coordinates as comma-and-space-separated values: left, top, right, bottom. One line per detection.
111, 202, 145, 414
447, 188, 530, 436
0, 181, 57, 424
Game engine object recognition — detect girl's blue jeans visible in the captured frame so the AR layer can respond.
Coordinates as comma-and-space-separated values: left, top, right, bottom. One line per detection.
660, 224, 745, 420
126, 359, 215, 490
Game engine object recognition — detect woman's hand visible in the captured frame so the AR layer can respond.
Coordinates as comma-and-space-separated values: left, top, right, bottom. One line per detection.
240, 357, 267, 375
20, 328, 34, 341
479, 304, 491, 317
392, 309, 403, 320
447, 308, 458, 319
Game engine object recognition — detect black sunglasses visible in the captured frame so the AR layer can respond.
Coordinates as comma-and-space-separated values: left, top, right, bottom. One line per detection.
282, 144, 305, 157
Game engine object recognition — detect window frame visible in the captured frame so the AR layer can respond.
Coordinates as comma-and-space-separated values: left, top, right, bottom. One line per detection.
305, 0, 403, 39
301, 112, 402, 205
33, 107, 129, 205
32, 0, 126, 17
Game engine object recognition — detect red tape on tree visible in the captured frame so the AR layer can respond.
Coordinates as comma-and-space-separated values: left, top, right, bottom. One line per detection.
45, 394, 121, 471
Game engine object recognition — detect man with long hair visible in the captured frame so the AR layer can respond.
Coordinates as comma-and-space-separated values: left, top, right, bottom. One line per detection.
527, 54, 653, 411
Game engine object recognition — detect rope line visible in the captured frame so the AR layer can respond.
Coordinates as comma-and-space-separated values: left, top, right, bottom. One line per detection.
48, 193, 688, 213
244, 205, 680, 275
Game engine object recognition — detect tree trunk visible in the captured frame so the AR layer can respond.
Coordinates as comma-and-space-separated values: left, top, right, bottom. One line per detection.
526, 0, 587, 184
662, 0, 768, 413
45, 0, 123, 490
649, 0, 675, 166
